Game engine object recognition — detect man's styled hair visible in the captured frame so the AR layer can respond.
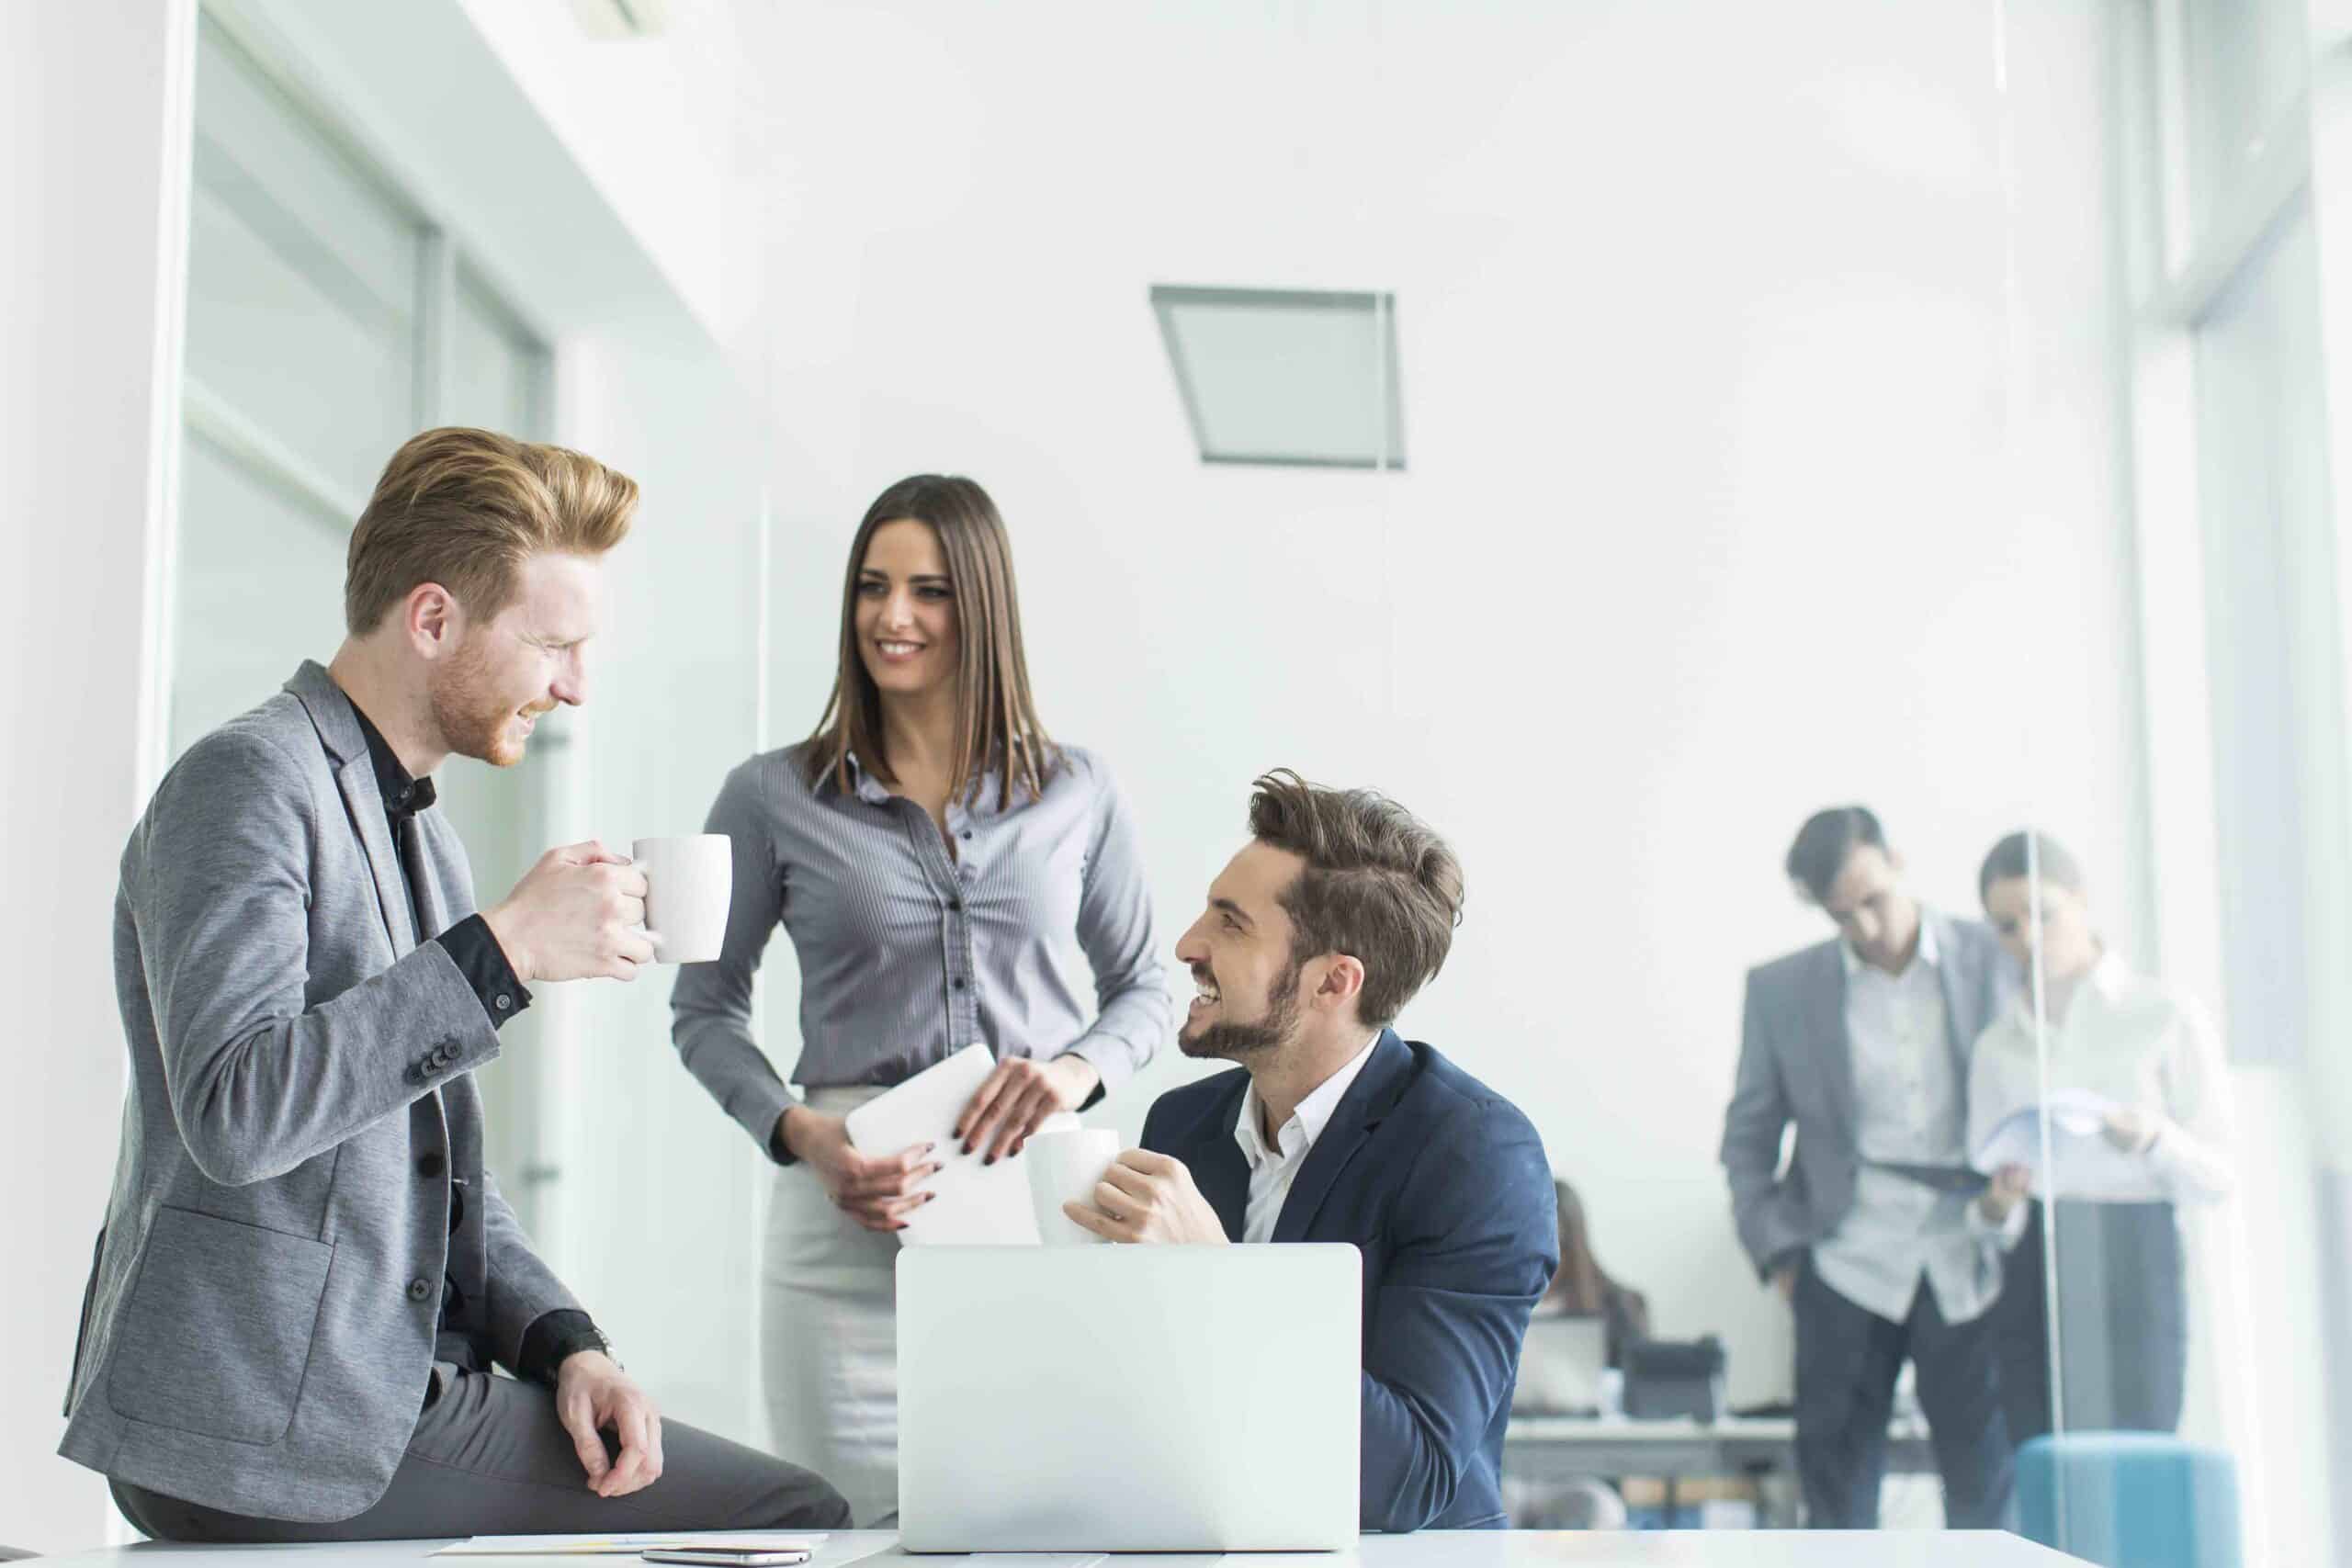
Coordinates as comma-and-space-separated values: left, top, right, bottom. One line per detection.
1785, 805, 1887, 906
344, 427, 639, 636
1247, 769, 1465, 1030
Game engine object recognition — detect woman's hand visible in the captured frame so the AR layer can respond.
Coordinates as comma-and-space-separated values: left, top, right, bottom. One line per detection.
779, 1106, 940, 1231
2102, 1105, 2159, 1154
1977, 1162, 2031, 1225
956, 1055, 1102, 1163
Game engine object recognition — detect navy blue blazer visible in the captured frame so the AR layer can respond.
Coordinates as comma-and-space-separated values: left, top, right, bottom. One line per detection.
1141, 1031, 1558, 1532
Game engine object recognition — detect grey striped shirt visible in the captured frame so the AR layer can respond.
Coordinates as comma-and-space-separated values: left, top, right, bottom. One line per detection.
669, 740, 1170, 1153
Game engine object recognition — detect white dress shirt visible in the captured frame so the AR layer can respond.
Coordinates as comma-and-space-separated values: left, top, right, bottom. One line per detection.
1967, 953, 2233, 1203
1811, 919, 2015, 1325
1234, 1033, 1382, 1244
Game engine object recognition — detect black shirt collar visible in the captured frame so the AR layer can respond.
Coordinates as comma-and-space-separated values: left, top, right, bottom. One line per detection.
346, 696, 436, 825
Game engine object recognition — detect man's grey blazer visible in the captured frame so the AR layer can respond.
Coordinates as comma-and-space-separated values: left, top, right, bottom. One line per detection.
1719, 909, 2014, 1280
60, 661, 578, 1521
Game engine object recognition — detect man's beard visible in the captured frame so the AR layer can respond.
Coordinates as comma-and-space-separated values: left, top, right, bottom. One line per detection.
428, 637, 535, 767
1178, 959, 1302, 1062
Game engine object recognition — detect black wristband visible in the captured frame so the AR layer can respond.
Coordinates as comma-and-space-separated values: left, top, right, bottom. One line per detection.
516, 1309, 610, 1385
436, 914, 532, 1030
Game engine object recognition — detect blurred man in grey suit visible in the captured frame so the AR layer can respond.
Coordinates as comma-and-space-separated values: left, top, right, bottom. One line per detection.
1721, 807, 2025, 1531
62, 428, 848, 1541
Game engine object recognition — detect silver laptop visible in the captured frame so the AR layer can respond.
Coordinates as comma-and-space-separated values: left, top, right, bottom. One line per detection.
896, 1244, 1361, 1552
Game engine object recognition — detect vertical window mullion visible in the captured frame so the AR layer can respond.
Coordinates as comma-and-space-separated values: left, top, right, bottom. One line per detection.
417, 227, 456, 429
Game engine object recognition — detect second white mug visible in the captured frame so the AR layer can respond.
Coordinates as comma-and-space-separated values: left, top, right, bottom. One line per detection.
1026, 1126, 1123, 1246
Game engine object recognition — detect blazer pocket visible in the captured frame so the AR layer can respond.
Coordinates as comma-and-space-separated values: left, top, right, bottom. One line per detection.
107, 1206, 334, 1446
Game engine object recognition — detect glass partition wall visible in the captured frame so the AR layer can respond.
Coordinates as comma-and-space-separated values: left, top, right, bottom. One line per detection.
2001, 2, 2352, 1563
148, 0, 2352, 1554
171, 12, 565, 1236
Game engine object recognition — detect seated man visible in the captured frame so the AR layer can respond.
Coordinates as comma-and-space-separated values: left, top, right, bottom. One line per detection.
1065, 770, 1558, 1532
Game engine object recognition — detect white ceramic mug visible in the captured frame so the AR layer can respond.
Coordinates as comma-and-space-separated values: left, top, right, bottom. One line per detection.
630, 835, 732, 964
1025, 1125, 1123, 1246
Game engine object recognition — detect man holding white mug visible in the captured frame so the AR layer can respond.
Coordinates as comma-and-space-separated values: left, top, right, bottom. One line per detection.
62, 427, 848, 1540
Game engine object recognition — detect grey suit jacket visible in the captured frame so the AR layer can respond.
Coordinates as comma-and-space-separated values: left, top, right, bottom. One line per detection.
1719, 909, 2013, 1279
60, 661, 578, 1521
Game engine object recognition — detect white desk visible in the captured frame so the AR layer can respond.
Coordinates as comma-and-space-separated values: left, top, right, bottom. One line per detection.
32, 1526, 2081, 1568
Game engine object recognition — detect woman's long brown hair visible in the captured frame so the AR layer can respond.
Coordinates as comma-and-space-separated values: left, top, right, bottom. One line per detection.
803, 475, 1058, 807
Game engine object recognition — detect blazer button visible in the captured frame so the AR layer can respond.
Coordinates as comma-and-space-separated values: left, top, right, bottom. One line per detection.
407, 1277, 434, 1303
952, 976, 967, 991
418, 1152, 447, 1179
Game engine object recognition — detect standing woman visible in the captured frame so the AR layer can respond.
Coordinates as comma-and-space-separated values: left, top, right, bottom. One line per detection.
670, 476, 1170, 1525
1968, 831, 2232, 1445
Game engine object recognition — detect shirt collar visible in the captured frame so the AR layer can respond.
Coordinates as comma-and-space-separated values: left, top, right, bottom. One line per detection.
1234, 1032, 1383, 1171
842, 747, 1012, 817
346, 695, 435, 823
2004, 948, 2129, 1030
1839, 907, 1940, 979
841, 750, 895, 807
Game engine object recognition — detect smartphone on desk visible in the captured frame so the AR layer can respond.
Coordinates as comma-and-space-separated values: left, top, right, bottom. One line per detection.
642, 1551, 811, 1566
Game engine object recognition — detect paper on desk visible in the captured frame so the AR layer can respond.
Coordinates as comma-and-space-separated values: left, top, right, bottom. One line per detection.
435, 1533, 827, 1556
844, 1043, 1041, 1245
1971, 1088, 2166, 1201
834, 1551, 1102, 1568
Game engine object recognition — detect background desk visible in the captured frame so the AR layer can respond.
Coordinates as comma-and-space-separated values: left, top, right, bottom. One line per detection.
1503, 1415, 1938, 1528
35, 1525, 2080, 1568
1506, 1412, 1936, 1478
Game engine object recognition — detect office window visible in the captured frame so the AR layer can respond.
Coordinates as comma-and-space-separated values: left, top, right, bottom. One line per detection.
172, 14, 556, 761
447, 264, 552, 437
185, 17, 422, 508
172, 11, 563, 1232
2179, 0, 2309, 240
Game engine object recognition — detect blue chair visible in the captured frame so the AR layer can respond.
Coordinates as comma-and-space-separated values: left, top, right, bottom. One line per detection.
2016, 1432, 2241, 1568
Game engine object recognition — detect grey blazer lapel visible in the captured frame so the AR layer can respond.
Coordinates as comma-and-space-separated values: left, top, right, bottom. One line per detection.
1806, 944, 1856, 1135
286, 661, 416, 956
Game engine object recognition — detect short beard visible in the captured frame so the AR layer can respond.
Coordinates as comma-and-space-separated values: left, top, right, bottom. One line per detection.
428, 635, 527, 767
1179, 959, 1302, 1062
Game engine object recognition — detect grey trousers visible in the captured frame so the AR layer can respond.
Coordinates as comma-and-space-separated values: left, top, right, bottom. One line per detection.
112, 1363, 852, 1542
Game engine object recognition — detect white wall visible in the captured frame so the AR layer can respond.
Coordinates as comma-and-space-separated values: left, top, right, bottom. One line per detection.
0, 0, 196, 1549
453, 0, 778, 357
751, 0, 2146, 1407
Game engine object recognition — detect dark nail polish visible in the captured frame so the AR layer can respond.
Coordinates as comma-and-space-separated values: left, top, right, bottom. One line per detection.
984, 1155, 996, 1167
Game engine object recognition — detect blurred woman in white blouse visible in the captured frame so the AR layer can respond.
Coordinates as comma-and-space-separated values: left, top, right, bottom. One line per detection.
1969, 830, 2231, 1444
